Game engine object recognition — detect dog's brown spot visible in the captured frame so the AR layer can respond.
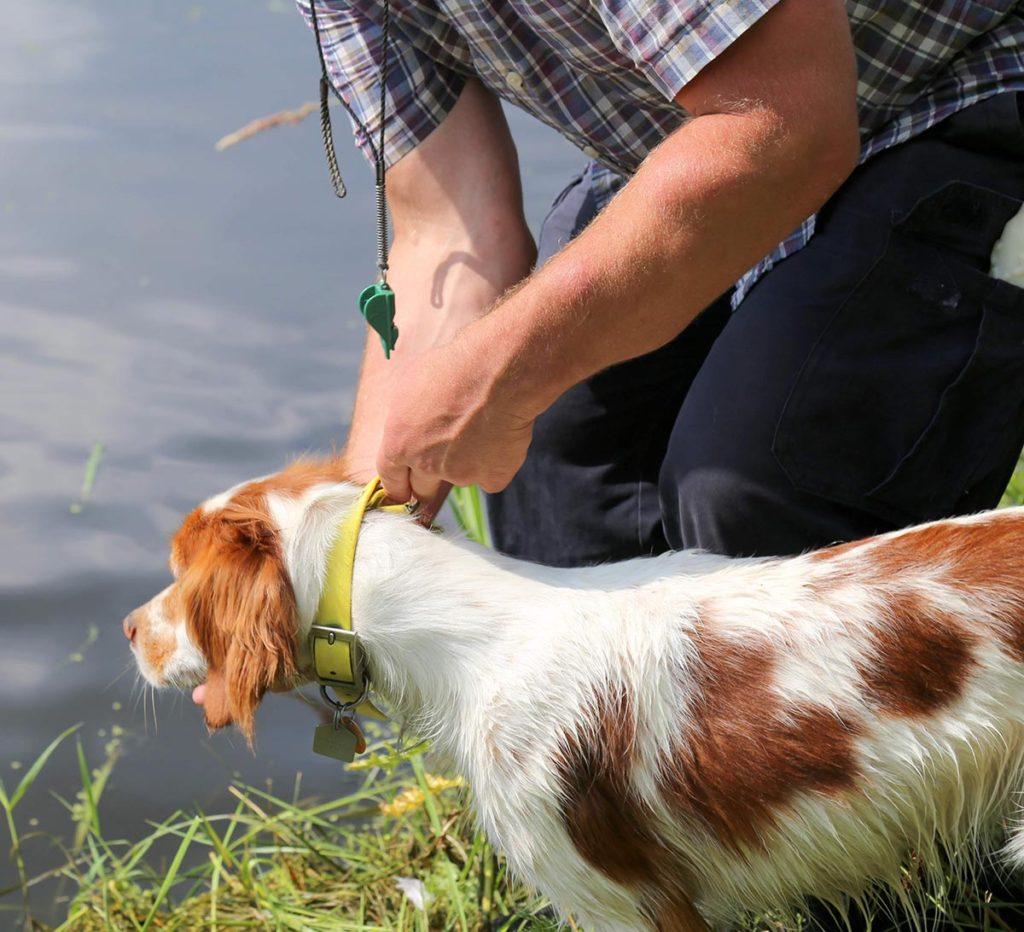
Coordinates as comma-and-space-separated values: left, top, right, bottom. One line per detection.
660, 629, 861, 850
871, 514, 1024, 590
857, 592, 977, 718
868, 514, 1024, 663
246, 458, 354, 501
171, 507, 212, 572
812, 513, 1024, 664
555, 685, 664, 886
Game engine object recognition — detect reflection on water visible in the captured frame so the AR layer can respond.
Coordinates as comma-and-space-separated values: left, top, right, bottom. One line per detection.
0, 0, 581, 917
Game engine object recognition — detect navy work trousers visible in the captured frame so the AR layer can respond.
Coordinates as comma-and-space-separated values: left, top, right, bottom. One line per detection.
488, 93, 1024, 565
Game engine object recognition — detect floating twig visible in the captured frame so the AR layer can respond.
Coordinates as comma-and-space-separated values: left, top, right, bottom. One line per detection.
215, 101, 320, 151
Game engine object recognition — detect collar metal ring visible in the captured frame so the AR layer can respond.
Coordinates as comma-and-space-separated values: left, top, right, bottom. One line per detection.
319, 682, 369, 715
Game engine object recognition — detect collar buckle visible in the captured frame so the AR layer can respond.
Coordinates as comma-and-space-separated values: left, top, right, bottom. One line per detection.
309, 623, 366, 699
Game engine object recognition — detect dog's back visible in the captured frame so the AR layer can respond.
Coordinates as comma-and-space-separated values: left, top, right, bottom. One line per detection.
471, 508, 1024, 928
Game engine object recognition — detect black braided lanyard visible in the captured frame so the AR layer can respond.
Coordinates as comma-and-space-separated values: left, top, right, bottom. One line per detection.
310, 0, 395, 324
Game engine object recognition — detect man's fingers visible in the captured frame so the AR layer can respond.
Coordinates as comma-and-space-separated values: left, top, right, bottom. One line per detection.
377, 454, 413, 503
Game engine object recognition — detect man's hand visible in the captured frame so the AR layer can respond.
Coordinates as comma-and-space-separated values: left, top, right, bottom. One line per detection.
374, 0, 859, 501
376, 324, 536, 502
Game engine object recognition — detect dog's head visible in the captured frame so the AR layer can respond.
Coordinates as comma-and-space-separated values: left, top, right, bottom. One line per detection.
124, 458, 358, 740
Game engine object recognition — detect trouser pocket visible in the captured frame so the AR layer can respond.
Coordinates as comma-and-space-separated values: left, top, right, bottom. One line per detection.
772, 181, 1024, 525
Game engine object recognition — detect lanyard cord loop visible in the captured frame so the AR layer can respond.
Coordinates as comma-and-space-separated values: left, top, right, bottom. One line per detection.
309, 0, 392, 284
375, 0, 392, 283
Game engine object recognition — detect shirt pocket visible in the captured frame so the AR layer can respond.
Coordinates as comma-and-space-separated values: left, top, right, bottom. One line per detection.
772, 181, 1024, 526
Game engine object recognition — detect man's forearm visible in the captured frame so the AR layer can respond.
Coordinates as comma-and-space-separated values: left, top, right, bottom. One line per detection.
458, 0, 860, 419
474, 105, 858, 419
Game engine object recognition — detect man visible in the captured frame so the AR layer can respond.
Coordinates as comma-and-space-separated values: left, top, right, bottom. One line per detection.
304, 0, 1024, 567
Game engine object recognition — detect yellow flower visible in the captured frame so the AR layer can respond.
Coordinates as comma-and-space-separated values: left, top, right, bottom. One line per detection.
379, 774, 466, 818
424, 774, 464, 792
380, 787, 425, 818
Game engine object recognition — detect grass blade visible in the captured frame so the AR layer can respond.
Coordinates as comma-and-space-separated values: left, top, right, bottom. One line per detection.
75, 739, 101, 838
140, 816, 199, 930
409, 756, 442, 837
8, 723, 81, 809
448, 486, 491, 547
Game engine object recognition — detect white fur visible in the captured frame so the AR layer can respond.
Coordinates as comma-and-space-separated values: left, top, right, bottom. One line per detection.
200, 473, 272, 515
257, 486, 1024, 929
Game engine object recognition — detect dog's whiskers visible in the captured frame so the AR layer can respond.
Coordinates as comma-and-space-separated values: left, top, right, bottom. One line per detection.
104, 661, 136, 692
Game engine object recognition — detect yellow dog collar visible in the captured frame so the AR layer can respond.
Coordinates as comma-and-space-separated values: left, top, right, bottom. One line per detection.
310, 477, 406, 716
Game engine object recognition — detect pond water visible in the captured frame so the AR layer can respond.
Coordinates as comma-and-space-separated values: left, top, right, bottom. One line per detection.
0, 0, 582, 919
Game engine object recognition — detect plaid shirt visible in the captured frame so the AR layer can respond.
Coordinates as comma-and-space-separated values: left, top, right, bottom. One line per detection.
300, 0, 1024, 304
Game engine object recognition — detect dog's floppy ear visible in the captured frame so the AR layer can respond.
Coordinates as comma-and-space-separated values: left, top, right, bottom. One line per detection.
184, 505, 299, 743
221, 543, 298, 741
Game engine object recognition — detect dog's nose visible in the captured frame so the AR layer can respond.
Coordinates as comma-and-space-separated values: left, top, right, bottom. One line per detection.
122, 613, 138, 644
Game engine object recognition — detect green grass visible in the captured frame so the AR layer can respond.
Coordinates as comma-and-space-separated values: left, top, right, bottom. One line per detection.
447, 485, 492, 549
1001, 458, 1024, 509
8, 477, 1024, 929
46, 733, 551, 931
2, 720, 552, 930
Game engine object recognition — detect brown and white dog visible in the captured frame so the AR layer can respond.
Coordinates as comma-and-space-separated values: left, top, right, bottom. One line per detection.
125, 457, 1024, 930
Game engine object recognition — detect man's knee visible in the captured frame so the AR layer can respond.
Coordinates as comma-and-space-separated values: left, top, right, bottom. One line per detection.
660, 463, 770, 555
661, 456, 893, 558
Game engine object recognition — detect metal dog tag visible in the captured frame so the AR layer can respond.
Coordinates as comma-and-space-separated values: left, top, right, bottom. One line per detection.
312, 717, 366, 763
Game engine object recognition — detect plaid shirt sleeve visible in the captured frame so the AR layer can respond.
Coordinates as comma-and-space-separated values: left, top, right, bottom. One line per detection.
594, 0, 784, 101
296, 1, 466, 167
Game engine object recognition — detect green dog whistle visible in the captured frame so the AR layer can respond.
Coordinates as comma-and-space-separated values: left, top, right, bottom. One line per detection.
358, 282, 399, 358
